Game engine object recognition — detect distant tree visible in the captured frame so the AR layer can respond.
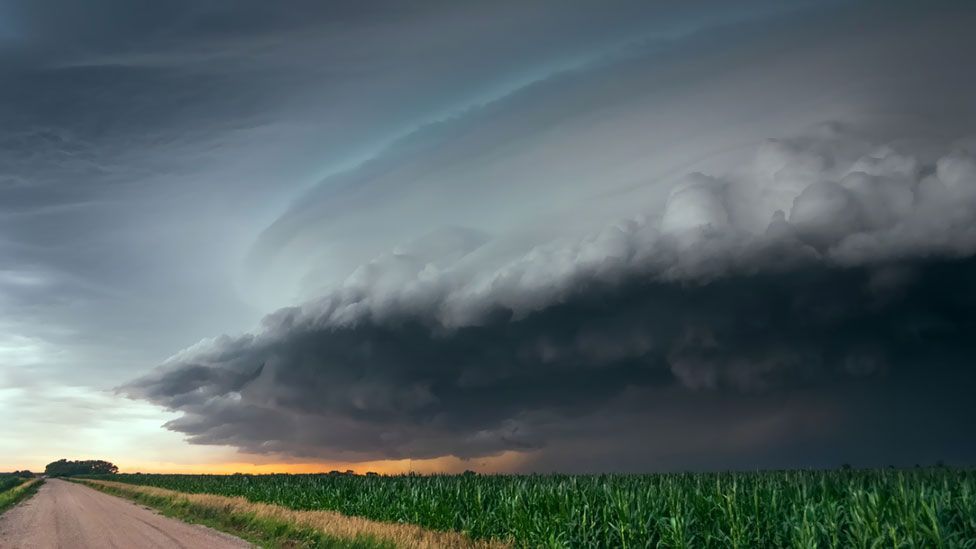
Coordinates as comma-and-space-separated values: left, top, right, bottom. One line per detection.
44, 459, 118, 477
12, 470, 34, 478
365, 471, 379, 477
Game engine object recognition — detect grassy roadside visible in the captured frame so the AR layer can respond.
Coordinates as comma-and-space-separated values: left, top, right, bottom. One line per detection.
76, 479, 387, 548
75, 479, 507, 549
0, 478, 43, 515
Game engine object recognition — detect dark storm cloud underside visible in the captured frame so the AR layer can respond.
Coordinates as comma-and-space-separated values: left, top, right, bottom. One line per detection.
127, 257, 976, 464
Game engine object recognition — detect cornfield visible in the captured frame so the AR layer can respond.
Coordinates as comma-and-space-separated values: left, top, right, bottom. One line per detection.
90, 469, 976, 547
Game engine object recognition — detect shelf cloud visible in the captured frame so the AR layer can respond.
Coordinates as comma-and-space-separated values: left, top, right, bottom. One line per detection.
126, 123, 976, 465
5, 0, 976, 471
124, 2, 976, 468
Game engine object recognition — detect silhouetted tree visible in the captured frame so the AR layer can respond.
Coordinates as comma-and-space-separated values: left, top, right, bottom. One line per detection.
44, 459, 118, 477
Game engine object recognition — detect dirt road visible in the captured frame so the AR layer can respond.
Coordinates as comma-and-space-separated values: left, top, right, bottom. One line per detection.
0, 478, 252, 548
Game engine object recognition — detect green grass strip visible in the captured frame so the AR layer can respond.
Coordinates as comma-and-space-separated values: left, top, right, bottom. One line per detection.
0, 476, 24, 493
74, 480, 393, 549
0, 479, 43, 515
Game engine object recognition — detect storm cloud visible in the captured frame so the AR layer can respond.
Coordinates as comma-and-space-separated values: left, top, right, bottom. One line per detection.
5, 0, 976, 471
126, 125, 976, 465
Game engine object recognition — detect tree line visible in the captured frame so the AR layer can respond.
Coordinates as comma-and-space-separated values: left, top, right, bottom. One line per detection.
44, 459, 118, 477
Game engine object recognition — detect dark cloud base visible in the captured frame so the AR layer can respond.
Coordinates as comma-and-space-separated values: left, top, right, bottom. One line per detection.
126, 255, 976, 468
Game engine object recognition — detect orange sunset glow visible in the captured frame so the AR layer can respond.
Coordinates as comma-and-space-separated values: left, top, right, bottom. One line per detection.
116, 451, 532, 476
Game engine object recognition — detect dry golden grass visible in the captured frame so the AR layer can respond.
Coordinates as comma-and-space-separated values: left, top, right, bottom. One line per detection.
80, 479, 510, 549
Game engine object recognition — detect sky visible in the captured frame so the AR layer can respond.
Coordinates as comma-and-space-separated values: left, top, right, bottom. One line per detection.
2, 0, 976, 473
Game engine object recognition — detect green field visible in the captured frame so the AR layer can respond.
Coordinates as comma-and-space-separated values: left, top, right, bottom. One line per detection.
0, 476, 24, 494
0, 474, 41, 514
89, 469, 976, 547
